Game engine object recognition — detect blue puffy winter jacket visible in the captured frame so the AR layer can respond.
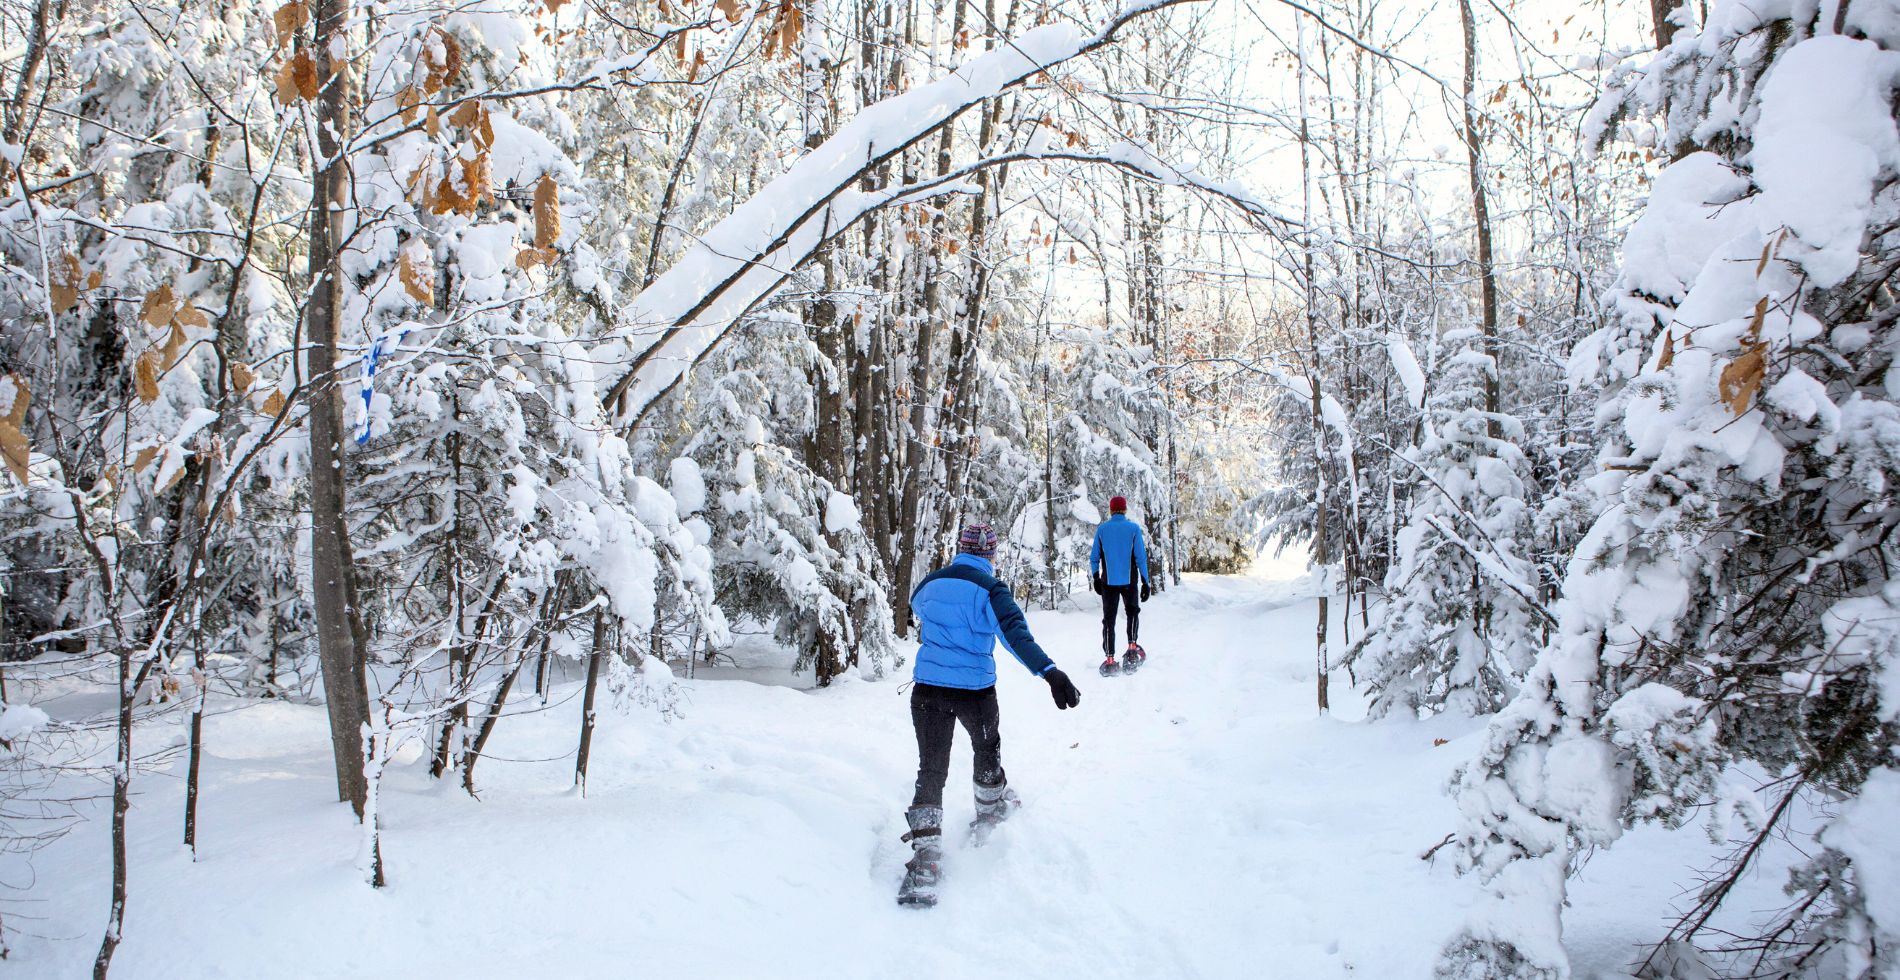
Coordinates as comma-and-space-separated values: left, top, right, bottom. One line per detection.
1090, 513, 1150, 587
910, 554, 1055, 690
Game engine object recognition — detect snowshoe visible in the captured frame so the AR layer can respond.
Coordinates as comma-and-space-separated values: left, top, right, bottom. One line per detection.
896, 805, 943, 908
1098, 655, 1121, 677
969, 781, 1020, 847
1121, 643, 1147, 675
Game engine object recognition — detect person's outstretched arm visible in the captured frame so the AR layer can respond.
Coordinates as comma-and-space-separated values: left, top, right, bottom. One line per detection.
1135, 525, 1151, 584
984, 580, 1080, 709
986, 581, 1053, 676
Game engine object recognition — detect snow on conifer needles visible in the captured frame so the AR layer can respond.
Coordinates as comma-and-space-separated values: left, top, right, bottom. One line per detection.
1435, 10, 1900, 980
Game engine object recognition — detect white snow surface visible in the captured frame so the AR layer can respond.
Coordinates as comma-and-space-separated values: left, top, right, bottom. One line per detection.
9, 572, 1801, 978
1752, 35, 1900, 287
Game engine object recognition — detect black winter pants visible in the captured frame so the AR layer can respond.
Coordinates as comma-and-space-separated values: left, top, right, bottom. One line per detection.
910, 683, 1004, 807
1101, 584, 1141, 656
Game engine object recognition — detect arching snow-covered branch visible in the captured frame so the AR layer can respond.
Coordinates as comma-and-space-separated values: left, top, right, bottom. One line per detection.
596, 0, 1208, 424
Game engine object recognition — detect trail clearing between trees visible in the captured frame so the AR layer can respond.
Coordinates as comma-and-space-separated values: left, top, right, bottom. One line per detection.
13, 569, 1798, 979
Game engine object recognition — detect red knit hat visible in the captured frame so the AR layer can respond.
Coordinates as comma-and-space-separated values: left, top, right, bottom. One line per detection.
1109, 495, 1127, 513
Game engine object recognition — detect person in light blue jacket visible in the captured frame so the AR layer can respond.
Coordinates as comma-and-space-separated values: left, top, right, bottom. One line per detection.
1090, 495, 1152, 674
896, 521, 1081, 907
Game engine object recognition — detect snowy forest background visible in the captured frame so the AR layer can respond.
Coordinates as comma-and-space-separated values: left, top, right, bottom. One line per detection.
2, 0, 1898, 975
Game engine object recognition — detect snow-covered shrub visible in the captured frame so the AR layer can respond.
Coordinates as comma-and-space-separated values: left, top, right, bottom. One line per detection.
1442, 7, 1900, 976
677, 320, 897, 684
1348, 329, 1540, 718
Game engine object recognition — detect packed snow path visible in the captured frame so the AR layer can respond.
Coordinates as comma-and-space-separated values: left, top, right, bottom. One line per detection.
16, 572, 1780, 978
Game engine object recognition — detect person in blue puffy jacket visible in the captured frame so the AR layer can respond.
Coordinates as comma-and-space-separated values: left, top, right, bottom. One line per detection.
1090, 495, 1152, 674
895, 521, 1081, 907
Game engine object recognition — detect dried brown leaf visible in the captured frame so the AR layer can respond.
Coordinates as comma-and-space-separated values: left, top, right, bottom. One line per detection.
462, 153, 491, 209
174, 298, 209, 330
51, 252, 81, 314
1656, 328, 1676, 370
713, 0, 740, 20
135, 351, 163, 403
420, 27, 463, 94
295, 49, 319, 99
0, 375, 29, 484
447, 99, 481, 130
1719, 300, 1771, 417
262, 390, 286, 418
140, 284, 177, 326
400, 247, 434, 304
162, 320, 189, 368
230, 361, 256, 392
87, 269, 102, 290
157, 450, 190, 494
132, 445, 160, 474
273, 1, 307, 46
533, 174, 560, 250
397, 86, 422, 124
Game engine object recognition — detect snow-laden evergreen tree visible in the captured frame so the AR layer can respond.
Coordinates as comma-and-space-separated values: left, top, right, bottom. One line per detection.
1347, 329, 1540, 718
676, 316, 896, 685
1004, 325, 1170, 605
1441, 5, 1900, 976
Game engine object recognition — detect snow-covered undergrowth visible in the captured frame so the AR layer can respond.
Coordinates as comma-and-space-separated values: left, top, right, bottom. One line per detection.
7, 573, 1797, 978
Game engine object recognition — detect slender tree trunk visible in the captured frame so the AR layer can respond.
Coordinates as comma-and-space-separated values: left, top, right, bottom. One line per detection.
1042, 320, 1060, 608
184, 613, 206, 853
92, 643, 132, 980
1459, 0, 1501, 433
1297, 13, 1330, 715
575, 606, 609, 795
306, 0, 371, 814
463, 583, 562, 794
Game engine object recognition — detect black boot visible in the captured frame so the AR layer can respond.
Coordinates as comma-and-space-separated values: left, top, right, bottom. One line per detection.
896, 805, 943, 907
970, 780, 1021, 846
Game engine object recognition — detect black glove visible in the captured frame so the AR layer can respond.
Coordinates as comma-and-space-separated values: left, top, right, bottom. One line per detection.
1140, 580, 1152, 601
1091, 575, 1105, 595
1045, 668, 1081, 710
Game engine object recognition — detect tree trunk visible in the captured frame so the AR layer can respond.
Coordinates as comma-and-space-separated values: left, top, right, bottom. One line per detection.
306, 0, 371, 815
1649, 0, 1681, 48
1297, 13, 1330, 715
1460, 0, 1501, 433
184, 621, 205, 853
575, 606, 609, 795
91, 643, 132, 980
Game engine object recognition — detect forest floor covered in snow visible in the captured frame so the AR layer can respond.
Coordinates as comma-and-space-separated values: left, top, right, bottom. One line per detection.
9, 565, 1802, 979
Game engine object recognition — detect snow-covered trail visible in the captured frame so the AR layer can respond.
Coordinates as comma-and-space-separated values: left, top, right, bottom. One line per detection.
13, 571, 1783, 979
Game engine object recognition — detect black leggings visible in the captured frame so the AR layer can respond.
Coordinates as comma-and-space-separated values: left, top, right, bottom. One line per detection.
910, 683, 1004, 807
1102, 584, 1140, 656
